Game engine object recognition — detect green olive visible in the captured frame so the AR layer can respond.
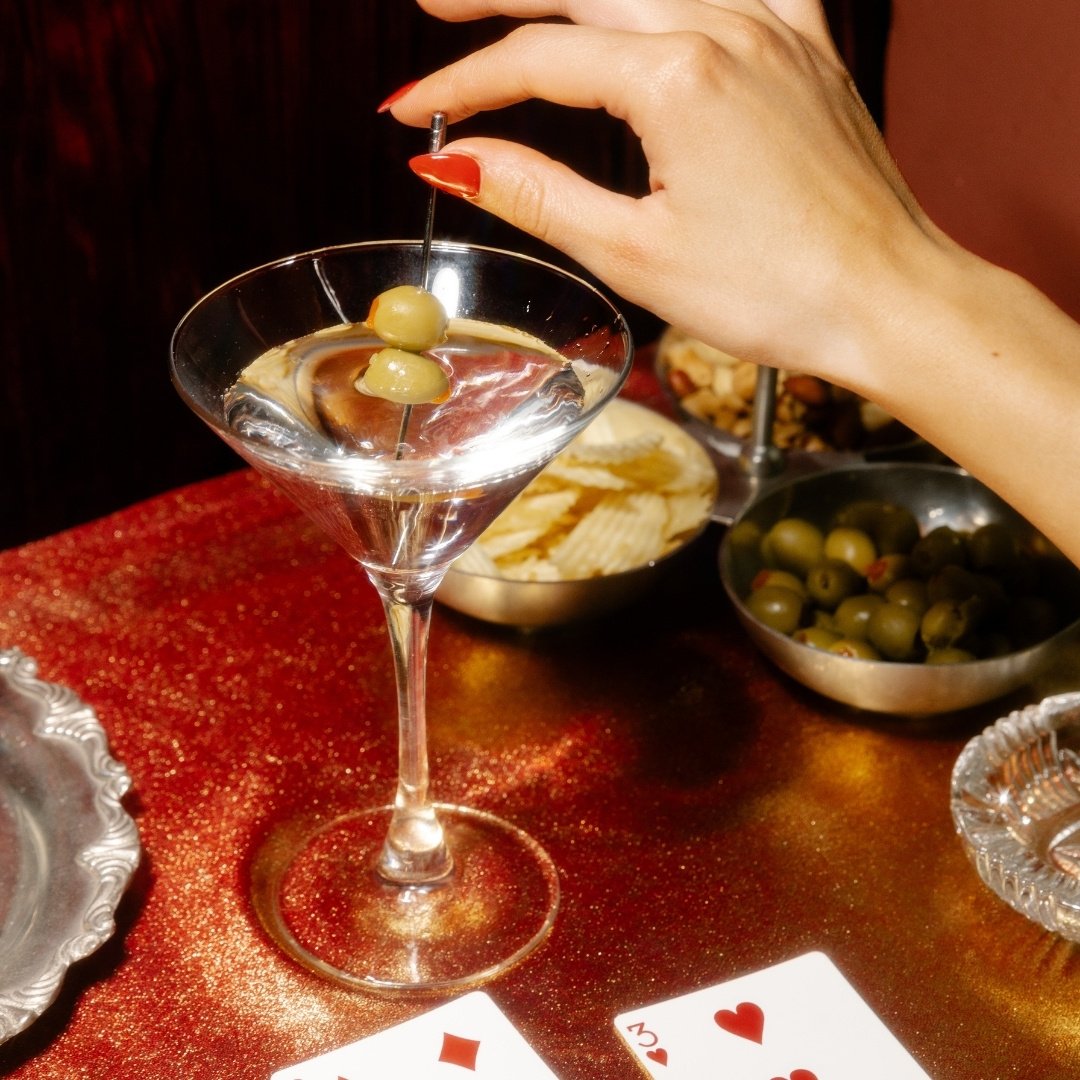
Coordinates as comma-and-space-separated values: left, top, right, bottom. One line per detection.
967, 522, 1020, 574
823, 526, 878, 574
829, 638, 881, 660
745, 584, 805, 635
873, 504, 921, 555
885, 578, 929, 617
910, 526, 968, 577
830, 500, 887, 535
833, 593, 886, 641
926, 564, 981, 605
367, 285, 448, 352
761, 518, 824, 576
360, 348, 450, 405
805, 559, 861, 610
751, 568, 807, 598
866, 602, 922, 661
831, 499, 918, 554
865, 554, 913, 593
927, 565, 1004, 624
919, 599, 970, 650
793, 625, 841, 651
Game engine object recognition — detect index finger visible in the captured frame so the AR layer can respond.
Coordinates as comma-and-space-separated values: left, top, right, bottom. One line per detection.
388, 22, 675, 127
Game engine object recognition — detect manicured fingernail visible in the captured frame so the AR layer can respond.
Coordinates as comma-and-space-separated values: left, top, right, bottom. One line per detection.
377, 80, 419, 113
409, 152, 481, 200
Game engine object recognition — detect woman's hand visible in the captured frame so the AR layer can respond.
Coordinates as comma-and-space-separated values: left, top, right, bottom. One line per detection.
386, 1, 1080, 568
385, 0, 943, 381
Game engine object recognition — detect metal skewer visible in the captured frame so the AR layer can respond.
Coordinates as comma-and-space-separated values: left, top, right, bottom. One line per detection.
395, 112, 447, 460
711, 365, 785, 523
420, 112, 446, 289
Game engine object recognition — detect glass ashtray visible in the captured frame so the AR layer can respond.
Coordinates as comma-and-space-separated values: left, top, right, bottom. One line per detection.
951, 691, 1080, 940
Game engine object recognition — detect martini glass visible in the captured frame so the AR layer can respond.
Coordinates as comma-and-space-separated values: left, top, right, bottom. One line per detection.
170, 240, 633, 991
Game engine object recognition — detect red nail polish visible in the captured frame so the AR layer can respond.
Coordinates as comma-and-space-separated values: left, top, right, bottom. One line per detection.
377, 80, 419, 113
409, 153, 481, 200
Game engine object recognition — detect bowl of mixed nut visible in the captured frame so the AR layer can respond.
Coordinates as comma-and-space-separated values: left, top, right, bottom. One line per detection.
656, 327, 920, 464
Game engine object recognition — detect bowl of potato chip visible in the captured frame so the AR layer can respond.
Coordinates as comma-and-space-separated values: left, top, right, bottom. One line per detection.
437, 398, 719, 627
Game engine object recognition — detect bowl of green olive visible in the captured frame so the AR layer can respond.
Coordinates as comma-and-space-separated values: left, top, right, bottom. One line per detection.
720, 463, 1080, 715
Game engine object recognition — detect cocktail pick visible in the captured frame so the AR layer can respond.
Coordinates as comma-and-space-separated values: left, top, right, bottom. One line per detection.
395, 111, 447, 460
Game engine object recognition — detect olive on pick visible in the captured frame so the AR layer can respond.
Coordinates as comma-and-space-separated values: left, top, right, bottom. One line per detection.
367, 285, 448, 352
360, 348, 450, 405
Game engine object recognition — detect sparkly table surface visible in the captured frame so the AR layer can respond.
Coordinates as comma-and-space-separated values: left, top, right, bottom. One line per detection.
2, 393, 1080, 1078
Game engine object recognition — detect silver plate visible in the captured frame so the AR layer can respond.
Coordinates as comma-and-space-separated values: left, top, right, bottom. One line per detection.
0, 648, 140, 1043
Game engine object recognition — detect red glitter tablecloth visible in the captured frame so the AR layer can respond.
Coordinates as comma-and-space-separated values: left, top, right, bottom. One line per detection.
2, 415, 1080, 1077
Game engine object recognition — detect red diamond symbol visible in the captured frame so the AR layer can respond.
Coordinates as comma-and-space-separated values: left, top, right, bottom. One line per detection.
438, 1031, 481, 1070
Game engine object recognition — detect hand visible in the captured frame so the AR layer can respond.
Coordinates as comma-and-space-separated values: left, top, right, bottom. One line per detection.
385, 0, 944, 382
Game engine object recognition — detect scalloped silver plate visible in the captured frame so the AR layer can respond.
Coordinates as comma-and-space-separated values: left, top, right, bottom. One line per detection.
0, 648, 140, 1044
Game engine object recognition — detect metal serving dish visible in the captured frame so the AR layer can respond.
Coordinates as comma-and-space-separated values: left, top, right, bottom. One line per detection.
655, 326, 922, 467
438, 540, 698, 629
719, 463, 1080, 716
438, 398, 718, 628
0, 648, 140, 1043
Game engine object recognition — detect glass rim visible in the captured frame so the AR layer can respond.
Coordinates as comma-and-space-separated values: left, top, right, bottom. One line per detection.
169, 238, 634, 490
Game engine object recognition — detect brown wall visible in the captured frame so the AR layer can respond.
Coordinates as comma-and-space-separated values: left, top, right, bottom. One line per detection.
885, 0, 1080, 322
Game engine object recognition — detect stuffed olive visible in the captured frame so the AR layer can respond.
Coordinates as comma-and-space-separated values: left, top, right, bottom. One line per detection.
744, 498, 1071, 664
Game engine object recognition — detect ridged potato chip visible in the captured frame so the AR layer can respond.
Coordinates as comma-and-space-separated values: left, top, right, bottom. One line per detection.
452, 399, 718, 582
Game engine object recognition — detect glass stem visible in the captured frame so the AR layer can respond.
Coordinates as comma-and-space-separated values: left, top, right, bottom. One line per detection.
373, 580, 453, 886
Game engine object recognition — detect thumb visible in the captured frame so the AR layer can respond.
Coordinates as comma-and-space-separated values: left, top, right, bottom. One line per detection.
410, 137, 641, 280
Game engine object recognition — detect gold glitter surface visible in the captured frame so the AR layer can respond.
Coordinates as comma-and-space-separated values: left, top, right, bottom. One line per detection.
1, 459, 1079, 1078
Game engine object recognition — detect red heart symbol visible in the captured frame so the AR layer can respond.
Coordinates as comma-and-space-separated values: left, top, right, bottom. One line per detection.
714, 1001, 764, 1044
770, 1072, 819, 1080
645, 1047, 668, 1066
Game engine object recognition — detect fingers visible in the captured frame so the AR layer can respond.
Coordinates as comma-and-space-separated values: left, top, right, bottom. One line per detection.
410, 137, 656, 287
394, 1, 840, 129
416, 0, 836, 50
388, 22, 679, 126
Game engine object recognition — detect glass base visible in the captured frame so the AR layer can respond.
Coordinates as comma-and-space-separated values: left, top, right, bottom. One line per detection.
251, 803, 560, 992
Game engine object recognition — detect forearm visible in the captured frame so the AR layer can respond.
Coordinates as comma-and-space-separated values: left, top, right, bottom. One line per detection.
834, 241, 1080, 564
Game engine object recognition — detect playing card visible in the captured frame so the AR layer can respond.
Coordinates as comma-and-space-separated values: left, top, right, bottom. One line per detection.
273, 990, 559, 1078
614, 951, 930, 1079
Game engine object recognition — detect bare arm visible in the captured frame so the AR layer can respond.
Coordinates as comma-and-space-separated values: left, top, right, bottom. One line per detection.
387, 0, 1080, 563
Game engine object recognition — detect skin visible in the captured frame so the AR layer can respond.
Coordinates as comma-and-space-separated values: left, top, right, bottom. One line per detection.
387, 0, 1080, 566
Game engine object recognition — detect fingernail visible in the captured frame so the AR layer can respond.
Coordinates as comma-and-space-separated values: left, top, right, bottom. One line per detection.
409, 152, 481, 200
377, 80, 419, 113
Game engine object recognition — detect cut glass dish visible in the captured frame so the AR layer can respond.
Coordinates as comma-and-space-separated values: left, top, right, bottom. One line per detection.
951, 691, 1080, 940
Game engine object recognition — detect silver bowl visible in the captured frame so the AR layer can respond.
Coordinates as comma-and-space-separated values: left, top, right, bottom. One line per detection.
655, 326, 922, 467
438, 399, 717, 628
438, 542, 696, 628
951, 691, 1080, 939
719, 463, 1080, 716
